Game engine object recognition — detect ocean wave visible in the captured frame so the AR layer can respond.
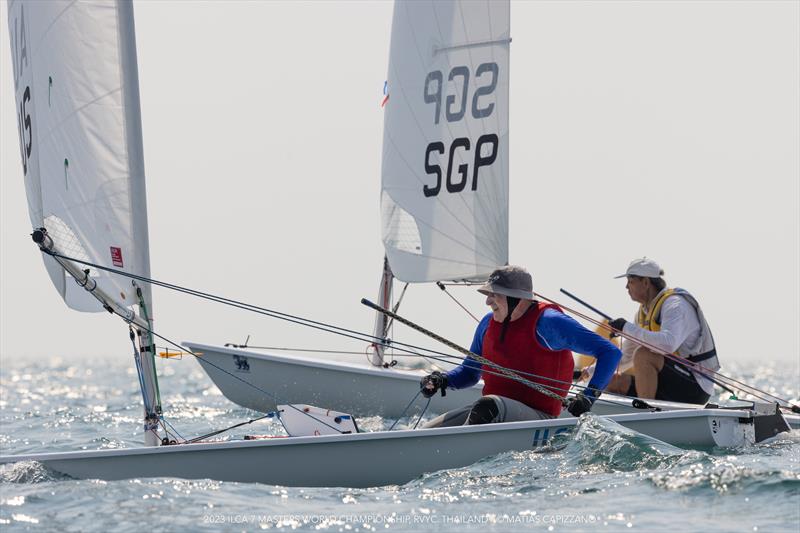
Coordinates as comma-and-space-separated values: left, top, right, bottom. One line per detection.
647, 454, 800, 493
0, 461, 72, 484
556, 415, 700, 473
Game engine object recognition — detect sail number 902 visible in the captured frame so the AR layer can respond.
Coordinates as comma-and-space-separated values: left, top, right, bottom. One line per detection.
422, 62, 499, 198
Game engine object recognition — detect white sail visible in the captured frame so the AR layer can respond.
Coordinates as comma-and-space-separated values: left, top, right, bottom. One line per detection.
8, 0, 152, 313
381, 0, 510, 283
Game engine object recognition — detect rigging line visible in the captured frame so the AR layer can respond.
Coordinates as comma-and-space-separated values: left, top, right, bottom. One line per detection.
136, 283, 594, 404
388, 390, 424, 431
49, 253, 670, 407
185, 413, 276, 445
364, 293, 771, 412
413, 397, 432, 429
110, 311, 349, 437
534, 292, 798, 410
128, 326, 152, 415
362, 338, 704, 411
44, 250, 696, 408
44, 250, 417, 352
46, 250, 614, 398
546, 299, 786, 407
135, 283, 163, 408
362, 299, 568, 406
160, 416, 186, 442
43, 250, 480, 365
557, 288, 738, 397
224, 346, 379, 356
152, 332, 347, 436
43, 251, 384, 344
156, 418, 177, 443
437, 281, 481, 322
126, 285, 641, 413
352, 336, 621, 402
407, 351, 635, 409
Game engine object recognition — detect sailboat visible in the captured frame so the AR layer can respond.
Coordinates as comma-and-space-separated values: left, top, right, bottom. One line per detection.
1, 0, 793, 488
179, 2, 798, 431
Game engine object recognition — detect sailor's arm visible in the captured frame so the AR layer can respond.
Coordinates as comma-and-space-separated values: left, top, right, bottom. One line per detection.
617, 325, 638, 373
443, 313, 491, 389
621, 297, 698, 354
537, 309, 622, 400
584, 331, 634, 380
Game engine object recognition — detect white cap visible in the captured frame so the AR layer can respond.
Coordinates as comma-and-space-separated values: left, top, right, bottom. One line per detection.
614, 257, 664, 279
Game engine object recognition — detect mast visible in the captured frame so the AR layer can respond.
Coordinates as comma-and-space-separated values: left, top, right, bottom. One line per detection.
117, 0, 161, 447
368, 256, 394, 367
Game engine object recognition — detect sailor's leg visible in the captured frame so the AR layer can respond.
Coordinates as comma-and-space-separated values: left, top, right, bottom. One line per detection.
465, 396, 502, 425
464, 395, 553, 425
422, 404, 471, 428
495, 395, 554, 421
632, 347, 665, 399
605, 373, 633, 395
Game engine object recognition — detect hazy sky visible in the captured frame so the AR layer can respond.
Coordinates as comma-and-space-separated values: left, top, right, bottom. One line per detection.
1, 1, 798, 376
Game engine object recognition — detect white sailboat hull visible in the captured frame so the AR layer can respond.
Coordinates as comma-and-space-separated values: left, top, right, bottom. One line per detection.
186, 342, 800, 430
588, 393, 800, 429
184, 342, 482, 417
0, 409, 779, 487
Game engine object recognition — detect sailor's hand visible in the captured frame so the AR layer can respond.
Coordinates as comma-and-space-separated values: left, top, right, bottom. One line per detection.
420, 371, 448, 398
608, 317, 627, 338
567, 392, 594, 417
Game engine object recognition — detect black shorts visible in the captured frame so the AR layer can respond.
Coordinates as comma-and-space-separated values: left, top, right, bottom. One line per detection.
626, 359, 711, 404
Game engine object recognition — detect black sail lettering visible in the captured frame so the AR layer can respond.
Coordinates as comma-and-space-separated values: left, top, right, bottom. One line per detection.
472, 134, 498, 191
472, 63, 498, 119
424, 142, 445, 197
446, 137, 471, 193
445, 66, 469, 123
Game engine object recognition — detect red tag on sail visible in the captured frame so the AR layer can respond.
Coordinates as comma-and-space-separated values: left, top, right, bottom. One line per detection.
110, 247, 124, 267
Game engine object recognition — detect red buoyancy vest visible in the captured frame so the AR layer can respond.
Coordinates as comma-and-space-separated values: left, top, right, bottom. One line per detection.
481, 302, 573, 416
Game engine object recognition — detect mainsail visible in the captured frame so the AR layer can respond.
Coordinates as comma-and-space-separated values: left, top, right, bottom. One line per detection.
8, 0, 161, 446
8, 0, 152, 313
381, 0, 510, 283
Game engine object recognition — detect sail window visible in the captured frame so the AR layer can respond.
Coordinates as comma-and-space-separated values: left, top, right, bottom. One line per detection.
43, 214, 93, 273
381, 192, 422, 255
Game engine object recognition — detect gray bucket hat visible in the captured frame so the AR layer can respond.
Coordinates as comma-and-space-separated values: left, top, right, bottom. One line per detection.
477, 266, 534, 300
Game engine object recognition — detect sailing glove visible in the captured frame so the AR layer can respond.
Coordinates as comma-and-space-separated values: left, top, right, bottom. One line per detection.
567, 391, 597, 417
420, 371, 448, 398
608, 318, 627, 332
608, 318, 627, 338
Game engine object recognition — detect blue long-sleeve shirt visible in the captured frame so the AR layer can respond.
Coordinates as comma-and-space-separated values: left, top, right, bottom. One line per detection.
446, 308, 621, 401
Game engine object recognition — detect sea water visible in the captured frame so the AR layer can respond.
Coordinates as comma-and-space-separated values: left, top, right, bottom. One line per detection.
0, 356, 798, 532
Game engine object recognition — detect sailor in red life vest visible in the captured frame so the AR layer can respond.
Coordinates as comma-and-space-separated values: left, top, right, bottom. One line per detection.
421, 266, 622, 427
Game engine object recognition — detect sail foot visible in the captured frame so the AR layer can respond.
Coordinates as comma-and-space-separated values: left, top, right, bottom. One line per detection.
31, 228, 147, 328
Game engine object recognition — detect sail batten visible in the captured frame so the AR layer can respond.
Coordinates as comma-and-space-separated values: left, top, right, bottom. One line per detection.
381, 0, 510, 283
